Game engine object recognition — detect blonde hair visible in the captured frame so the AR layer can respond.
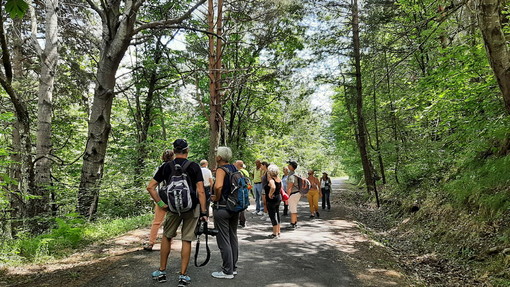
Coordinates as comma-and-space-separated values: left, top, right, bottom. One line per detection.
267, 164, 279, 177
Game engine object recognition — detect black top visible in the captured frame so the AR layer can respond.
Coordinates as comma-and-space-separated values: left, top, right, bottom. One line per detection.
264, 179, 282, 202
217, 164, 237, 202
153, 158, 204, 187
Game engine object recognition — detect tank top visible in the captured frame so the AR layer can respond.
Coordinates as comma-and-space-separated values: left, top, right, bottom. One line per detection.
265, 179, 282, 202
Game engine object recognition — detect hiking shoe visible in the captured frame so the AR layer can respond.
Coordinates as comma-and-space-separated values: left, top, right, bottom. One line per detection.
177, 274, 191, 286
211, 271, 234, 279
151, 270, 167, 283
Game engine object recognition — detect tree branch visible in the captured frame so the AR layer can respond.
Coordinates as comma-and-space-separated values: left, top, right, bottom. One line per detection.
132, 0, 207, 35
28, 0, 43, 56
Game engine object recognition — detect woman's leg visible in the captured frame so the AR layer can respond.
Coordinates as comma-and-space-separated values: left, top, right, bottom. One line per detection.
313, 190, 320, 213
149, 204, 166, 245
213, 209, 235, 275
307, 192, 314, 215
321, 188, 326, 210
326, 190, 331, 210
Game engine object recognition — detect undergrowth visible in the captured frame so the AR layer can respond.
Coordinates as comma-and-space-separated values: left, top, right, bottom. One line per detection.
364, 156, 510, 286
0, 213, 152, 266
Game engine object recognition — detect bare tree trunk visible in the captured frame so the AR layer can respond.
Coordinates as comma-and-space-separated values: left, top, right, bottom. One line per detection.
0, 5, 35, 233
30, 0, 59, 231
351, 0, 377, 204
384, 51, 400, 184
78, 2, 137, 219
476, 0, 510, 113
79, 0, 206, 219
207, 0, 224, 169
372, 73, 386, 184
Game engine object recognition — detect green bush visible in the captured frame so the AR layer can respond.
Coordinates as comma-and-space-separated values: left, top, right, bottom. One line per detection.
0, 213, 151, 265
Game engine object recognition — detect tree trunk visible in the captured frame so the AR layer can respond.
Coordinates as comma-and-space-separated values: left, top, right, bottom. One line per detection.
372, 73, 386, 184
78, 3, 137, 219
78, 1, 206, 219
352, 0, 376, 200
31, 0, 59, 231
477, 0, 510, 113
207, 0, 224, 169
0, 5, 35, 233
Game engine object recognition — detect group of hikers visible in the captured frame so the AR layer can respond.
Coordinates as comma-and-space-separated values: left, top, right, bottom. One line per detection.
144, 139, 333, 286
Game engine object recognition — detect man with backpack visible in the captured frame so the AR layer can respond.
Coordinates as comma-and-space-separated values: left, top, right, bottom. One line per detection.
210, 147, 249, 279
147, 139, 208, 286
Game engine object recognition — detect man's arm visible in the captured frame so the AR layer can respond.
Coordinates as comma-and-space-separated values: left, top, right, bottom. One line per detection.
196, 180, 208, 218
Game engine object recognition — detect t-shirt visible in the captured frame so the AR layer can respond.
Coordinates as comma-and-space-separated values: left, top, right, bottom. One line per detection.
153, 158, 204, 189
239, 168, 249, 178
253, 168, 262, 183
287, 171, 299, 193
282, 175, 288, 191
201, 167, 213, 187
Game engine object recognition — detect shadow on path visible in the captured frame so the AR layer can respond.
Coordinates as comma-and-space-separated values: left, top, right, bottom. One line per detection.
3, 178, 411, 287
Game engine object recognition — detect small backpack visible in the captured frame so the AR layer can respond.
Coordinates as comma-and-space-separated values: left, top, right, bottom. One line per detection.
219, 166, 250, 212
293, 174, 311, 195
159, 160, 196, 215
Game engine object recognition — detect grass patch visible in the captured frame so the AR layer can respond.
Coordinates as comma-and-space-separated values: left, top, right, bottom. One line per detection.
0, 213, 152, 266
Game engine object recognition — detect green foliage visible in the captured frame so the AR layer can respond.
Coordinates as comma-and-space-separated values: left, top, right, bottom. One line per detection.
5, 0, 28, 19
447, 156, 510, 220
0, 214, 151, 265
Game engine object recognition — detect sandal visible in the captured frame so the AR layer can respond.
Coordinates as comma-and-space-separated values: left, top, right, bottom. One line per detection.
143, 242, 154, 251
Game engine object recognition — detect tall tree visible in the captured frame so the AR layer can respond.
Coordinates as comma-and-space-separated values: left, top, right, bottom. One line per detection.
476, 0, 510, 113
30, 0, 59, 230
0, 4, 36, 232
351, 0, 377, 199
78, 0, 206, 220
207, 0, 224, 168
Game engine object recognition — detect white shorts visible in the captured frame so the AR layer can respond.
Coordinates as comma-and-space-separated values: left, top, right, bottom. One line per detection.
288, 192, 301, 213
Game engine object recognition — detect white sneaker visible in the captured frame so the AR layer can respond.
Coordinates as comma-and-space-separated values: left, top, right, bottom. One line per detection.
251, 210, 259, 215
211, 271, 234, 279
257, 211, 264, 216
265, 217, 271, 222
260, 215, 267, 220
233, 271, 238, 275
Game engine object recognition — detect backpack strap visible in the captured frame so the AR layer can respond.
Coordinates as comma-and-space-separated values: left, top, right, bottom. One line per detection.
181, 160, 192, 172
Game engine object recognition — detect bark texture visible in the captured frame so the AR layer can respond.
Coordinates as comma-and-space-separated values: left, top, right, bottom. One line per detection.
32, 0, 59, 230
477, 0, 510, 113
207, 0, 224, 169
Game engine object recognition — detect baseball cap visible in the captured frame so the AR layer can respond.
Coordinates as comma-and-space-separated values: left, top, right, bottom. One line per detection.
173, 139, 189, 151
286, 160, 298, 169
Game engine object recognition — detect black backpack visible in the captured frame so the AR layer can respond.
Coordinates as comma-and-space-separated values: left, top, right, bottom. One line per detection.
159, 160, 196, 215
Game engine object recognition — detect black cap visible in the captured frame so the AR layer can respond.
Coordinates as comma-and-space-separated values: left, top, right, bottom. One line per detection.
286, 160, 298, 169
173, 139, 188, 151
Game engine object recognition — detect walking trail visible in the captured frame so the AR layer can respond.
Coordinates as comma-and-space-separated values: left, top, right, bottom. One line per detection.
3, 178, 415, 287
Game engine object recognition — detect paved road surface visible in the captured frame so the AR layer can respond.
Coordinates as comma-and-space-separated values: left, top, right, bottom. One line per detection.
85, 178, 359, 287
